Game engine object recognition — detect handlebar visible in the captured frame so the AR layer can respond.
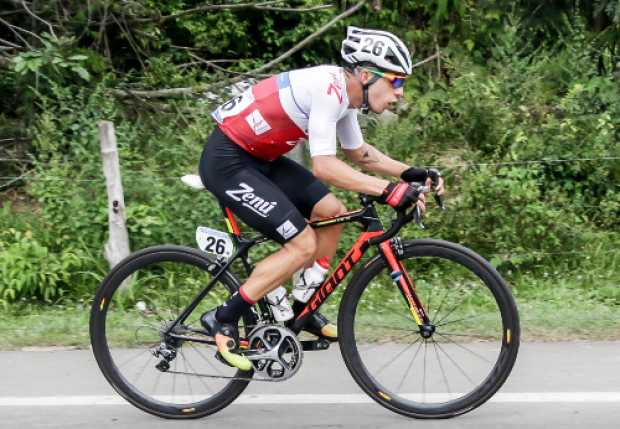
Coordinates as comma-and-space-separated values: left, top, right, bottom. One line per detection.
364, 183, 439, 245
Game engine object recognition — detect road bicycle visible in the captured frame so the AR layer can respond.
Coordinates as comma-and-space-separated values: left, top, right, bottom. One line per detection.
89, 174, 520, 419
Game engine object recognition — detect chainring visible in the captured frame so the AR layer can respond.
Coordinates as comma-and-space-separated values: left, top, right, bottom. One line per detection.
245, 324, 303, 381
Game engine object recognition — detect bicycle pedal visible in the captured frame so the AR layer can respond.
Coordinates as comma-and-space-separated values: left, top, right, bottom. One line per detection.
301, 338, 331, 351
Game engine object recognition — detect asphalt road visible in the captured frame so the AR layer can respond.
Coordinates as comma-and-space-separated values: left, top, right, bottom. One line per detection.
1, 341, 619, 428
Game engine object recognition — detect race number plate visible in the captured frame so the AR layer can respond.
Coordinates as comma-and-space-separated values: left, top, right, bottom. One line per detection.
196, 226, 234, 259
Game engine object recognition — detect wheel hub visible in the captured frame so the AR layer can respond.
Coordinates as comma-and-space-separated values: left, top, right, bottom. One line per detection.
419, 324, 435, 339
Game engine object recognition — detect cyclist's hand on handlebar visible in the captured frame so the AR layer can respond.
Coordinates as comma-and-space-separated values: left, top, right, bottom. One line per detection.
401, 166, 445, 208
416, 191, 427, 214
380, 182, 420, 211
425, 168, 445, 195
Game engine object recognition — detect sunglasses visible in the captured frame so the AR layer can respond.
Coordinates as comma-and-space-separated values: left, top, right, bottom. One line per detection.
366, 68, 407, 89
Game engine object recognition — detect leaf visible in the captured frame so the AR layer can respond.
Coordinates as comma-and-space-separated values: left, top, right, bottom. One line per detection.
72, 66, 91, 81
68, 54, 88, 61
14, 60, 27, 74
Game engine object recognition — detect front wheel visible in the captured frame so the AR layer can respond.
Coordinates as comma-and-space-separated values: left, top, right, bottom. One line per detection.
338, 239, 520, 419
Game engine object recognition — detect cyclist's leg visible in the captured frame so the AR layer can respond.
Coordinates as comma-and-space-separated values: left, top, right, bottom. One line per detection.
199, 129, 318, 368
268, 157, 347, 339
309, 193, 347, 262
203, 226, 317, 370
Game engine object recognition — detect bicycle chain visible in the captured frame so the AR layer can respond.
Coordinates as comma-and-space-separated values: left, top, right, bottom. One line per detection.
166, 369, 281, 382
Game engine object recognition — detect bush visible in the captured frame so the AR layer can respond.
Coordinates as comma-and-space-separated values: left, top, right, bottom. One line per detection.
0, 229, 82, 303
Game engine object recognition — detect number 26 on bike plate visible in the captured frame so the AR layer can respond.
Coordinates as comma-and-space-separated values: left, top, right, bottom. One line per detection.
196, 226, 234, 259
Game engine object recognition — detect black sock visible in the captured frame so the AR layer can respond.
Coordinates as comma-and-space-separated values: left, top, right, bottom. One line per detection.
215, 289, 254, 324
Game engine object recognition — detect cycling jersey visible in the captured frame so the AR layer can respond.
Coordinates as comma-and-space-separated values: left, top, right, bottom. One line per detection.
212, 65, 364, 161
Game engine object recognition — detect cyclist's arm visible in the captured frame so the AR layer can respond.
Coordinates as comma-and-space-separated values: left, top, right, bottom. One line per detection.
306, 78, 390, 195
312, 155, 389, 195
335, 109, 408, 178
343, 143, 409, 178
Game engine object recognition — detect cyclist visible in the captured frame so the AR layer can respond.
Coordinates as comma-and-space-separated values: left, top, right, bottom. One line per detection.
198, 26, 445, 370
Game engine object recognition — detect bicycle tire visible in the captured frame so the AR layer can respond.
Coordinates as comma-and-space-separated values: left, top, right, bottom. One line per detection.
338, 238, 520, 418
90, 245, 253, 419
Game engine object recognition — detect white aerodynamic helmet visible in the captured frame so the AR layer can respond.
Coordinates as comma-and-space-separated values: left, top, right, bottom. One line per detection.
341, 26, 413, 76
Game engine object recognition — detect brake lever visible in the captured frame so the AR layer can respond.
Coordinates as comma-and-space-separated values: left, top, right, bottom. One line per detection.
427, 169, 445, 211
412, 205, 425, 229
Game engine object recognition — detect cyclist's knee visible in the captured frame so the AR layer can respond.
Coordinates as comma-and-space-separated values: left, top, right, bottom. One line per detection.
285, 226, 317, 265
312, 194, 347, 219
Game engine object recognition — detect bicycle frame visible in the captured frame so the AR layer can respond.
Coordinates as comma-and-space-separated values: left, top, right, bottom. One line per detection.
164, 196, 431, 339
292, 203, 431, 332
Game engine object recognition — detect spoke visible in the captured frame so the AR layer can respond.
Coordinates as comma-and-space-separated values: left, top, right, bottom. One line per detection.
189, 342, 225, 376
180, 348, 214, 395
376, 337, 422, 376
435, 313, 496, 328
395, 337, 425, 392
433, 340, 476, 386
435, 286, 492, 327
357, 332, 415, 354
435, 332, 492, 364
437, 332, 501, 341
422, 340, 428, 402
360, 323, 419, 333
135, 318, 162, 331
132, 293, 168, 325
429, 281, 453, 322
433, 289, 477, 327
116, 348, 152, 370
165, 307, 177, 325
171, 357, 178, 403
132, 352, 154, 386
431, 338, 452, 396
151, 369, 163, 396
181, 349, 195, 402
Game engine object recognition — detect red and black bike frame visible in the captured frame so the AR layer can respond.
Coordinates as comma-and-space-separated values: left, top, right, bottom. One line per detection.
164, 195, 431, 339
291, 198, 431, 332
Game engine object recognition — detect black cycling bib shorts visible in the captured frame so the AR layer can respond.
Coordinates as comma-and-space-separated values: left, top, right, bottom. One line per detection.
199, 126, 330, 244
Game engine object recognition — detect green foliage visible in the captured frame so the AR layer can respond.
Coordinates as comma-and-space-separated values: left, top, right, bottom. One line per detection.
365, 15, 619, 273
11, 34, 97, 87
0, 229, 82, 303
0, 0, 618, 312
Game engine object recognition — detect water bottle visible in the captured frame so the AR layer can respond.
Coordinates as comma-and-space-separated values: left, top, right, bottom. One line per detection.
292, 261, 329, 303
265, 286, 294, 322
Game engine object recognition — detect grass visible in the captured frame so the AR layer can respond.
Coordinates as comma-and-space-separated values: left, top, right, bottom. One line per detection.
1, 271, 619, 350
0, 303, 92, 349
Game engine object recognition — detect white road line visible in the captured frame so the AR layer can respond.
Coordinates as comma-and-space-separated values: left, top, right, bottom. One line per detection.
1, 392, 620, 406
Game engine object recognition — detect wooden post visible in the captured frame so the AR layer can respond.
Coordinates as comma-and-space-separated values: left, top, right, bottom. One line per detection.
99, 121, 130, 269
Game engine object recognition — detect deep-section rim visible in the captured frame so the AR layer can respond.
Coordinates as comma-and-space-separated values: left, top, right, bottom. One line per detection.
89, 245, 253, 419
338, 238, 520, 419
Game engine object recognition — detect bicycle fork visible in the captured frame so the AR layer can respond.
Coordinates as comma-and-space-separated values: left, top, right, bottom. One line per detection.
379, 239, 434, 337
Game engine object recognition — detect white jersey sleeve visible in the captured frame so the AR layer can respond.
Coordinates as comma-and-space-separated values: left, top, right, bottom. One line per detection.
336, 109, 364, 151
307, 85, 345, 157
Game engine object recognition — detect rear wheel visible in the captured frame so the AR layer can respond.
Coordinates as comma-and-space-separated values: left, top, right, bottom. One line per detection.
90, 245, 255, 419
338, 239, 520, 418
